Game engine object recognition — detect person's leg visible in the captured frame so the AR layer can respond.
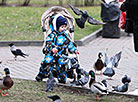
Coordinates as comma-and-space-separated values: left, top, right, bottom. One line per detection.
35, 54, 54, 81
133, 21, 138, 52
35, 61, 48, 81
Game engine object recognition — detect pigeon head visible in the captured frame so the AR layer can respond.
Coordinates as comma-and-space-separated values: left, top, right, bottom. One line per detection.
89, 70, 95, 79
83, 10, 89, 17
4, 68, 10, 75
48, 95, 61, 101
8, 43, 14, 47
122, 75, 131, 84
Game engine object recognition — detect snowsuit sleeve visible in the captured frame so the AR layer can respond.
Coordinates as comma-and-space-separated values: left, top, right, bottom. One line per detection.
45, 33, 56, 51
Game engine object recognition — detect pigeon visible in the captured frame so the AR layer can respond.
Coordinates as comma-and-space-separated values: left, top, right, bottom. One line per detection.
48, 95, 61, 102
112, 82, 129, 92
103, 49, 122, 79
104, 49, 122, 68
68, 3, 104, 28
9, 43, 29, 60
103, 56, 115, 79
93, 52, 104, 75
122, 75, 131, 84
45, 71, 56, 92
112, 51, 122, 68
71, 68, 89, 86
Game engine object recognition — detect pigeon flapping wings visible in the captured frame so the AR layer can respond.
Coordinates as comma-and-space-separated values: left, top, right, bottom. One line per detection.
68, 3, 104, 28
104, 48, 110, 67
112, 51, 122, 68
104, 49, 122, 68
68, 3, 83, 15
88, 16, 105, 25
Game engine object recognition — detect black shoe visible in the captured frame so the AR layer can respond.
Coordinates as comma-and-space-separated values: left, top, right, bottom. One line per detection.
35, 74, 43, 82
58, 80, 66, 84
77, 74, 81, 80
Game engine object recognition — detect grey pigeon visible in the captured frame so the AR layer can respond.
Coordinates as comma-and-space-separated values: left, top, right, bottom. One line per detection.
45, 71, 56, 92
103, 57, 115, 78
104, 49, 122, 68
48, 95, 61, 102
9, 43, 29, 60
103, 49, 122, 78
71, 68, 89, 86
112, 82, 129, 92
68, 3, 104, 29
122, 75, 131, 84
112, 51, 122, 68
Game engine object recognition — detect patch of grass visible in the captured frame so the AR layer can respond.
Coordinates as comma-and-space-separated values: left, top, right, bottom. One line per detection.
0, 6, 101, 41
0, 79, 136, 102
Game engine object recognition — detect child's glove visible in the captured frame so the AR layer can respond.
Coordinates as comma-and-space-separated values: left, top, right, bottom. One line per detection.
75, 50, 79, 55
52, 47, 58, 54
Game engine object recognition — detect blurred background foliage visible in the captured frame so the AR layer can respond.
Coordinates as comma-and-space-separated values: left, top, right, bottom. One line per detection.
0, 0, 102, 41
0, 0, 100, 6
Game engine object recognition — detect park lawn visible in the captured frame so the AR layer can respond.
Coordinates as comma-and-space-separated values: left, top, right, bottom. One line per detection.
0, 6, 101, 41
0, 78, 136, 102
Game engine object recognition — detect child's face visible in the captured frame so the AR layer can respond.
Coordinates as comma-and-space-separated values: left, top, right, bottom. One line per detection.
58, 25, 67, 32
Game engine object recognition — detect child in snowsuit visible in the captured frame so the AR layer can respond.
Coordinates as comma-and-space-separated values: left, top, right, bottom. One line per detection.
36, 14, 79, 83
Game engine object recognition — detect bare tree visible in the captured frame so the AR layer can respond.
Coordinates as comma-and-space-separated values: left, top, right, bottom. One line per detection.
23, 0, 31, 6
90, 0, 94, 5
59, 0, 63, 6
84, 0, 94, 6
1, 0, 7, 5
45, 0, 49, 6
68, 0, 71, 4
75, 0, 79, 6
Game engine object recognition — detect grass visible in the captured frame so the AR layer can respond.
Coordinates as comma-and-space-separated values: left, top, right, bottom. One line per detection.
0, 6, 101, 41
0, 79, 136, 102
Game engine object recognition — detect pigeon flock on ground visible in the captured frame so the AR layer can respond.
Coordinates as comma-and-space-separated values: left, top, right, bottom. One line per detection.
0, 3, 132, 102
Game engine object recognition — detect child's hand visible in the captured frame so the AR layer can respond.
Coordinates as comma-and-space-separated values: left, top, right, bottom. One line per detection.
75, 50, 79, 55
52, 47, 58, 54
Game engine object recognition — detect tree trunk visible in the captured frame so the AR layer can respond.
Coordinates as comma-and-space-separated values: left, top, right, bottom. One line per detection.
75, 0, 78, 6
68, 0, 71, 4
1, 0, 7, 5
59, 0, 62, 6
23, 0, 31, 6
84, 0, 89, 6
90, 0, 94, 5
45, 0, 49, 6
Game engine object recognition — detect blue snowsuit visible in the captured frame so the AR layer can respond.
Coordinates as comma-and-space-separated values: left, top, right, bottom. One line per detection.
38, 30, 77, 83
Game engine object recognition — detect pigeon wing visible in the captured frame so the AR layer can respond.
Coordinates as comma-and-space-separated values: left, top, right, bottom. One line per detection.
16, 49, 24, 55
88, 16, 105, 25
68, 3, 83, 15
104, 48, 109, 67
113, 51, 122, 67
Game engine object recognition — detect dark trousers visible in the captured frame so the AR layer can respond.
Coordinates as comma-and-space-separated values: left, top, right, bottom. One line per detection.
133, 21, 138, 52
